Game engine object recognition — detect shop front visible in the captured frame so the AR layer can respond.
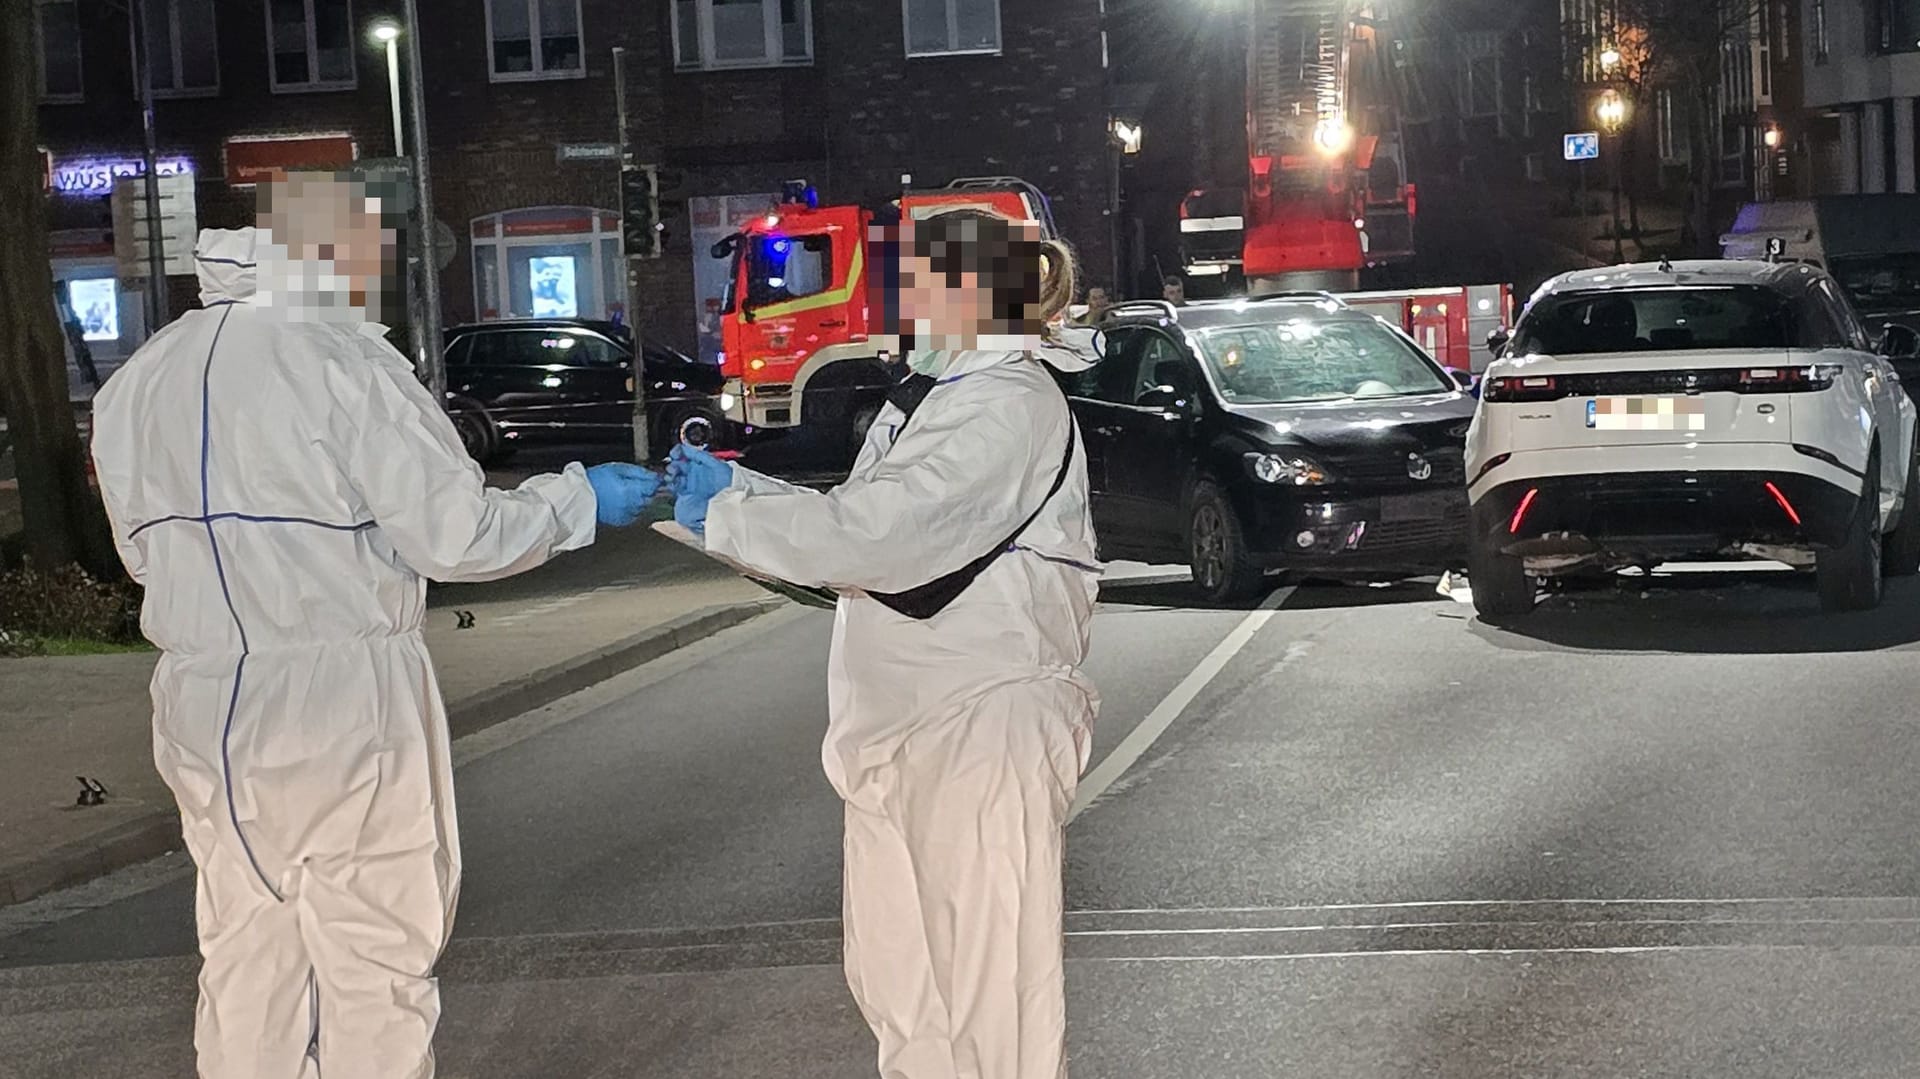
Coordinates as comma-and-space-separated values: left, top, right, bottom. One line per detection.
470, 207, 624, 324
50, 229, 146, 400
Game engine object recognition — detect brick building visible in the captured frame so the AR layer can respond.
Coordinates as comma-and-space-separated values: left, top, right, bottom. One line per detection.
35, 0, 1112, 370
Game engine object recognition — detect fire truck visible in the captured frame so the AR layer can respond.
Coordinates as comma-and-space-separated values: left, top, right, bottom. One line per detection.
1339, 284, 1514, 373
1180, 0, 1416, 294
712, 177, 1055, 453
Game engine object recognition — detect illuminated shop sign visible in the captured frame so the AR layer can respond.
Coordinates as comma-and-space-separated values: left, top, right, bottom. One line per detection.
51, 157, 194, 197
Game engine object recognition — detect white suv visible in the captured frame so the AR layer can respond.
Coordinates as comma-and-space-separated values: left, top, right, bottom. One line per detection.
1465, 259, 1920, 618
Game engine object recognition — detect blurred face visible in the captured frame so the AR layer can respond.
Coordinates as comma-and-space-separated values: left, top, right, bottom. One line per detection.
260, 173, 398, 311
892, 215, 1045, 347
1163, 279, 1186, 304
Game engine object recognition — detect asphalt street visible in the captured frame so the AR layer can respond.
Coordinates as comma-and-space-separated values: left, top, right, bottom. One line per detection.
9, 568, 1920, 1077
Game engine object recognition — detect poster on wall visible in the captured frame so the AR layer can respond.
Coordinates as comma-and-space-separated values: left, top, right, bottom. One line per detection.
68, 278, 119, 342
529, 256, 579, 318
689, 193, 780, 364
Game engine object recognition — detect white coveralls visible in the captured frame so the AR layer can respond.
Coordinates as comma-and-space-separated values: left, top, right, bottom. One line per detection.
703, 343, 1102, 1079
89, 228, 599, 1078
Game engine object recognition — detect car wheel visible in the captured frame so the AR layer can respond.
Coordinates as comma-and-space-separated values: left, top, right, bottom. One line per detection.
1882, 443, 1920, 577
1186, 481, 1263, 604
657, 403, 726, 461
448, 399, 503, 466
1818, 450, 1885, 612
1467, 530, 1533, 621
849, 401, 882, 459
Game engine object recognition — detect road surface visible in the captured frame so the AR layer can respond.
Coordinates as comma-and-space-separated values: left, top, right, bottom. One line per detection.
8, 568, 1920, 1077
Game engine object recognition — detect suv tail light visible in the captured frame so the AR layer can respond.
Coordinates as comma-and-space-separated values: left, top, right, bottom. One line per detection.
1481, 375, 1563, 403
1737, 364, 1841, 393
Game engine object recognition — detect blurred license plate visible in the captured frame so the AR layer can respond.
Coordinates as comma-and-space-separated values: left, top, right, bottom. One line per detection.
1381, 491, 1454, 523
1586, 396, 1706, 431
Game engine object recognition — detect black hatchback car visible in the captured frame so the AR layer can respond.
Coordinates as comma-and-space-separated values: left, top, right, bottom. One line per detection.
443, 319, 727, 465
1067, 295, 1478, 602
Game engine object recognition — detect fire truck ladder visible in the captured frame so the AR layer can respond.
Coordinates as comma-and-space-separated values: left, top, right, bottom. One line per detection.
1248, 0, 1355, 166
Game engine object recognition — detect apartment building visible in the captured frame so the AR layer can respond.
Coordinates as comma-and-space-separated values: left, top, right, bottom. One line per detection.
34, 0, 1111, 367
1799, 0, 1920, 195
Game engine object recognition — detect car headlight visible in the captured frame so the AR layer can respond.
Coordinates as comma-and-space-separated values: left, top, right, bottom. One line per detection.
719, 392, 737, 412
1246, 452, 1329, 485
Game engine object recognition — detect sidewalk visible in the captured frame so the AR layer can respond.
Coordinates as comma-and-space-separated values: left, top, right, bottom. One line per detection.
0, 507, 779, 907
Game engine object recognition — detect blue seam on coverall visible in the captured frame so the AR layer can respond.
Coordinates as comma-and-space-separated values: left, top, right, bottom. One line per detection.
198, 305, 285, 904
130, 513, 375, 539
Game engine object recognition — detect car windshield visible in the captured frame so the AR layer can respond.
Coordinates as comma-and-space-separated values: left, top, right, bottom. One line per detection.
1190, 318, 1452, 404
1511, 286, 1795, 355
1830, 254, 1920, 315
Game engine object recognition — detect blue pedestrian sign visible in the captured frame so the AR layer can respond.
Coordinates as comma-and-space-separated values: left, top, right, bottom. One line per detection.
1564, 132, 1601, 161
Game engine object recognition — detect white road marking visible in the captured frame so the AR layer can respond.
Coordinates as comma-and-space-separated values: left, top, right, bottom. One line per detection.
1068, 586, 1295, 823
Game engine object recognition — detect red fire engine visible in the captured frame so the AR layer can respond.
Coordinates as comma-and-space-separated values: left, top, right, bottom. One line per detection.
1180, 0, 1416, 294
713, 177, 1055, 452
1339, 284, 1514, 373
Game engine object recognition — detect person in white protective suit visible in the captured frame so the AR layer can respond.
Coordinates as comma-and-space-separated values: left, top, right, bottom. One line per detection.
670, 210, 1104, 1078
88, 173, 662, 1079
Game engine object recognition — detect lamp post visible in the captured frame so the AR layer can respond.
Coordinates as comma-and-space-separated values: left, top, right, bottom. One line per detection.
365, 9, 445, 401
1597, 89, 1628, 263
1110, 119, 1142, 297
370, 19, 404, 156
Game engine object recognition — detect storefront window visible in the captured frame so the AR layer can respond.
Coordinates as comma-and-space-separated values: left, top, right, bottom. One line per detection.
471, 207, 622, 322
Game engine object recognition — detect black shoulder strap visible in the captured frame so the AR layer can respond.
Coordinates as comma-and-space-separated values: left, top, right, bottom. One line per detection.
866, 374, 1079, 620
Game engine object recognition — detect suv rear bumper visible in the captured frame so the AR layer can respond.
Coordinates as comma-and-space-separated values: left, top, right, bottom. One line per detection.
1473, 470, 1860, 559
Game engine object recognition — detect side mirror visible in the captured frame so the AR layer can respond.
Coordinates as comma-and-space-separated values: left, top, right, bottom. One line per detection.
1880, 323, 1920, 360
1447, 367, 1475, 391
1486, 327, 1511, 357
1136, 386, 1193, 416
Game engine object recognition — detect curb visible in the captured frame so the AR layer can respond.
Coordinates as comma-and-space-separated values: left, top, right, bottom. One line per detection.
0, 597, 784, 909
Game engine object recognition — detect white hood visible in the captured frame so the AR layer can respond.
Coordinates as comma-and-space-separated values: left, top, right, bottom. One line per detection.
193, 225, 382, 327
194, 228, 259, 306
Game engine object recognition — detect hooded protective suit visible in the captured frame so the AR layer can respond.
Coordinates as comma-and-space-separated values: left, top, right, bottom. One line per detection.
701, 336, 1102, 1079
89, 228, 599, 1078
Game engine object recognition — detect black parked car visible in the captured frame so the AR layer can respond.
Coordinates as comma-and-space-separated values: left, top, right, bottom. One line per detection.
443, 319, 728, 465
1067, 295, 1478, 602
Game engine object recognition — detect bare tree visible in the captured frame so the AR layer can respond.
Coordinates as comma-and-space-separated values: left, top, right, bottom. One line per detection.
1564, 0, 1768, 256
0, 0, 117, 576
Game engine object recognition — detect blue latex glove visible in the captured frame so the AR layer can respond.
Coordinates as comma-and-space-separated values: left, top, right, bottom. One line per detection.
666, 443, 734, 535
585, 462, 663, 528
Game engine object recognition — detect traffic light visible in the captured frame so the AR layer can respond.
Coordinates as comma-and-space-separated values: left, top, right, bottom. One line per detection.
621, 164, 662, 259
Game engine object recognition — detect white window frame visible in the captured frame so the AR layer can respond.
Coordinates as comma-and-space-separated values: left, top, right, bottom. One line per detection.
131, 0, 221, 100
265, 0, 356, 94
671, 0, 814, 72
1459, 32, 1500, 120
485, 0, 586, 82
903, 0, 1002, 58
36, 0, 83, 105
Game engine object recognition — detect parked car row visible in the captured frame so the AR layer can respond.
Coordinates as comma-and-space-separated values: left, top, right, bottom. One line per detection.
444, 259, 1920, 624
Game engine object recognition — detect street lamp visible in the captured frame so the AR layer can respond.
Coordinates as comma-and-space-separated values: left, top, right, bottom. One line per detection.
1111, 119, 1144, 155
1595, 90, 1629, 262
369, 19, 404, 156
1599, 46, 1622, 73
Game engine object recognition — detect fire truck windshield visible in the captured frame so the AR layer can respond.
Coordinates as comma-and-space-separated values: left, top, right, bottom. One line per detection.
1194, 318, 1452, 404
746, 233, 833, 310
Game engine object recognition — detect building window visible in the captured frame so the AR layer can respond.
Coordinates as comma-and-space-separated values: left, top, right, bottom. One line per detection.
672, 0, 812, 71
1813, 0, 1829, 63
135, 0, 219, 98
470, 208, 622, 322
1657, 88, 1688, 164
267, 0, 355, 92
487, 0, 583, 79
904, 0, 1001, 57
1460, 32, 1500, 119
36, 0, 83, 103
